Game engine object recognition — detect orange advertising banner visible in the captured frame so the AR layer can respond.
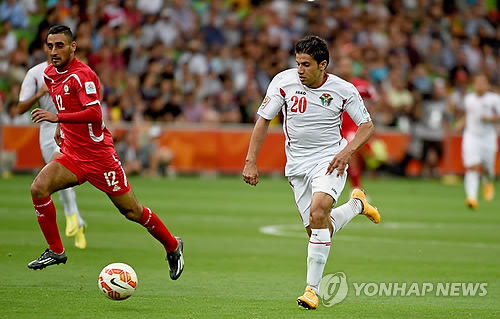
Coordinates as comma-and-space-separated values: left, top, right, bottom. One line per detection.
2, 125, 499, 175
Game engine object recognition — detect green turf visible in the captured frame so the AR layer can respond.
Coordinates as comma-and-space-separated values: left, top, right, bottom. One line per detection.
0, 175, 499, 318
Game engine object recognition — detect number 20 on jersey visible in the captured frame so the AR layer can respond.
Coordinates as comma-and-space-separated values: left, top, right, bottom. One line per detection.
290, 96, 307, 113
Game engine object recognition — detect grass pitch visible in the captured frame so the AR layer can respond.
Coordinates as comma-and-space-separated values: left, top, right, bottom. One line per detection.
0, 175, 499, 318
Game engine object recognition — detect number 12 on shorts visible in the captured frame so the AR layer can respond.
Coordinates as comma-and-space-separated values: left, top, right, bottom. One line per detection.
104, 171, 118, 186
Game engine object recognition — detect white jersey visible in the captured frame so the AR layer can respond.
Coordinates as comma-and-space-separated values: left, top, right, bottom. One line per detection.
258, 69, 371, 176
19, 61, 59, 162
463, 92, 500, 144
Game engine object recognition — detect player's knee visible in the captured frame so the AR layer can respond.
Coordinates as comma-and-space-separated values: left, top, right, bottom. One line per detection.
309, 209, 328, 228
30, 180, 49, 198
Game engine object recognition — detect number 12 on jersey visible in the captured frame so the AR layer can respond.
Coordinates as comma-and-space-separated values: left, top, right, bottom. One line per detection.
55, 94, 65, 111
104, 171, 118, 186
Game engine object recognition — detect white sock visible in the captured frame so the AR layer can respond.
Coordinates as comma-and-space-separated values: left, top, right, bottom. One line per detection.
330, 199, 363, 234
307, 228, 331, 294
464, 170, 479, 201
58, 188, 85, 226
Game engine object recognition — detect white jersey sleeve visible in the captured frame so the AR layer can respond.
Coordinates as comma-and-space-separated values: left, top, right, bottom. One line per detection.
344, 84, 372, 125
257, 72, 286, 120
19, 67, 38, 102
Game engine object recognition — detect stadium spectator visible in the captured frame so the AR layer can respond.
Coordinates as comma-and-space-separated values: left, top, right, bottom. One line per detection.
386, 70, 414, 131
0, 0, 28, 28
0, 0, 499, 176
414, 78, 451, 178
0, 22, 17, 55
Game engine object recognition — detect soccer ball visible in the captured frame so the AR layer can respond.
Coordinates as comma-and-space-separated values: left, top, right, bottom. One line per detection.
98, 263, 138, 300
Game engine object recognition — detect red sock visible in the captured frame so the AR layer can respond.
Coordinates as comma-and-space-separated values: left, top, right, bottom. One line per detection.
33, 196, 64, 254
348, 163, 362, 189
139, 206, 178, 253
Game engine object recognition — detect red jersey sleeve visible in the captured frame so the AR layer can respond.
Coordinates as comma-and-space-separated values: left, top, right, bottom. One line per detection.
76, 70, 101, 108
58, 104, 102, 123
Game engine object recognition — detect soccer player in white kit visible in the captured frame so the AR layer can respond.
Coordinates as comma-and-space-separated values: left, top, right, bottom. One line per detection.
242, 36, 381, 309
17, 58, 87, 248
462, 74, 500, 209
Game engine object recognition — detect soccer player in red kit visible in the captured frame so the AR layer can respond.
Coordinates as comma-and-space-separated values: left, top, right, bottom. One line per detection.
27, 25, 184, 280
337, 57, 379, 190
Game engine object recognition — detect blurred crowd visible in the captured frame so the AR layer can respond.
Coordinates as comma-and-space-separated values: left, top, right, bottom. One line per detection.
1, 0, 500, 176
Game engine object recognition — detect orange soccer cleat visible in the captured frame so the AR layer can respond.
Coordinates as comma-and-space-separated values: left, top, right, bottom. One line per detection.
465, 198, 479, 210
351, 188, 381, 223
297, 287, 318, 310
483, 183, 495, 201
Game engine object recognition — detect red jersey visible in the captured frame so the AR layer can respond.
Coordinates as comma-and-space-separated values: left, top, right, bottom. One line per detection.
44, 58, 115, 162
342, 77, 378, 135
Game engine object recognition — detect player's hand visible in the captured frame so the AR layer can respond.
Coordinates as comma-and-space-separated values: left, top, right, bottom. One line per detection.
31, 108, 58, 123
326, 149, 353, 176
54, 124, 61, 146
242, 161, 259, 186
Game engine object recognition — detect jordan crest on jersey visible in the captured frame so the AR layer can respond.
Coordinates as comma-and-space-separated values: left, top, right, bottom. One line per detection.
320, 93, 333, 106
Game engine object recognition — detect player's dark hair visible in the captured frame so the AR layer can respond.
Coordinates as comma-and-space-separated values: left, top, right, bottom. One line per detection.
47, 25, 74, 42
295, 35, 329, 67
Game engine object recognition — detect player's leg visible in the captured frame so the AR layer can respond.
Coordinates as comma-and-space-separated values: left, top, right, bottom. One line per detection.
481, 146, 497, 201
28, 160, 80, 270
462, 135, 481, 209
50, 151, 87, 248
107, 190, 183, 280
297, 191, 333, 310
464, 165, 481, 208
297, 165, 347, 309
88, 152, 183, 279
287, 175, 320, 309
42, 138, 86, 244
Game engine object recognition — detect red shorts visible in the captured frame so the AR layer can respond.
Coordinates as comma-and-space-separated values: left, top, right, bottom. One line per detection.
55, 152, 131, 196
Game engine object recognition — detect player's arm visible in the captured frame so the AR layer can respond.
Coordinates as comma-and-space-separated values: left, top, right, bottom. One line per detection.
32, 74, 103, 124
31, 104, 101, 123
481, 115, 500, 122
242, 74, 284, 186
243, 116, 271, 186
327, 121, 375, 176
18, 70, 49, 114
17, 84, 49, 114
481, 96, 500, 123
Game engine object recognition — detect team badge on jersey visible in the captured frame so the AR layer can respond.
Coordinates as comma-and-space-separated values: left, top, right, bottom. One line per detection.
85, 81, 97, 95
64, 84, 70, 95
320, 93, 333, 106
260, 96, 270, 109
361, 105, 369, 117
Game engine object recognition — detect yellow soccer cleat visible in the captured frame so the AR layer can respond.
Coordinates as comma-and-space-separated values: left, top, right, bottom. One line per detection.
483, 183, 494, 201
351, 188, 380, 223
297, 287, 318, 310
465, 198, 478, 210
74, 225, 87, 249
65, 214, 78, 237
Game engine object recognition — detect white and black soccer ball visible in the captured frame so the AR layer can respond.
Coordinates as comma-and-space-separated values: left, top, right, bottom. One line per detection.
98, 263, 138, 300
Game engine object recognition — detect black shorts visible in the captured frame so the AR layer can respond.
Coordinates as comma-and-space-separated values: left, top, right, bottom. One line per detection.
421, 140, 443, 161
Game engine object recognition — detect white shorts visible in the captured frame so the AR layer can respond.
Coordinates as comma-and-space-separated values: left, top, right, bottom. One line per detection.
288, 161, 348, 228
40, 123, 60, 164
462, 134, 497, 174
